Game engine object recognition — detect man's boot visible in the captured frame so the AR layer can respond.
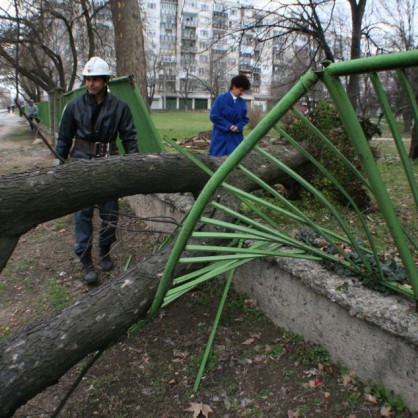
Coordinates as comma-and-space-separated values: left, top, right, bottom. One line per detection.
80, 251, 98, 285
99, 245, 114, 272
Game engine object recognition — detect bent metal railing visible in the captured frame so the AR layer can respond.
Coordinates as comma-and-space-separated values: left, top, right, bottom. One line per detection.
141, 51, 418, 389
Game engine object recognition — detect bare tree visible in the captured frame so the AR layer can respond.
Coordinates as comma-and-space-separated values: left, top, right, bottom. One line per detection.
146, 44, 164, 108
0, 0, 110, 98
110, 0, 149, 106
376, 0, 418, 158
225, 0, 369, 109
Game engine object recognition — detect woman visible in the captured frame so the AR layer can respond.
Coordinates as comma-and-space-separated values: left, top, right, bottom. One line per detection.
209, 74, 251, 156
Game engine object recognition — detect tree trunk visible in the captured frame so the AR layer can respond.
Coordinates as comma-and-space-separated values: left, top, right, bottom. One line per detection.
110, 0, 149, 106
0, 252, 163, 418
347, 0, 367, 111
410, 122, 418, 159
0, 149, 306, 242
0, 147, 308, 416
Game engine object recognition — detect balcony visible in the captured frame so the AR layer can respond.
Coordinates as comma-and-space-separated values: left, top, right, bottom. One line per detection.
182, 21, 197, 28
181, 45, 198, 54
159, 74, 176, 81
213, 11, 228, 18
160, 35, 177, 41
212, 48, 227, 55
182, 32, 196, 40
213, 22, 228, 30
239, 64, 253, 72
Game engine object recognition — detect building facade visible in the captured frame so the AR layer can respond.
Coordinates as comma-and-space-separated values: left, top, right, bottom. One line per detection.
142, 0, 274, 110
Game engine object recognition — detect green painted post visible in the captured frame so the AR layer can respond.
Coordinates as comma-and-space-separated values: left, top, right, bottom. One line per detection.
326, 50, 418, 76
369, 72, 418, 207
321, 67, 418, 300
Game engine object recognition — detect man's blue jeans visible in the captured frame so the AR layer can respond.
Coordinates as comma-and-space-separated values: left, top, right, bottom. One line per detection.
74, 199, 119, 256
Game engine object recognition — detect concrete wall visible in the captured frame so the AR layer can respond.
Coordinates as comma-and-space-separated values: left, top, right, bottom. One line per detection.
127, 193, 418, 413
234, 257, 418, 412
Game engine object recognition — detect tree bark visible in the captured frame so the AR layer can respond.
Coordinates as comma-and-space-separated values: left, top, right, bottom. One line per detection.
0, 252, 164, 418
110, 0, 149, 105
0, 147, 308, 417
410, 121, 418, 159
347, 0, 367, 110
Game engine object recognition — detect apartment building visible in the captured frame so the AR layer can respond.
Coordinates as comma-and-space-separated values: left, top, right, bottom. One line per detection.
143, 0, 274, 110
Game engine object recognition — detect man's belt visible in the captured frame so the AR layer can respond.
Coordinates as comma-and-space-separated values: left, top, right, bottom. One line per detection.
73, 138, 118, 158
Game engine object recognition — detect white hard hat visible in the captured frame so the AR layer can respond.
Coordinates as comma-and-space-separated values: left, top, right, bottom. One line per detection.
82, 56, 112, 77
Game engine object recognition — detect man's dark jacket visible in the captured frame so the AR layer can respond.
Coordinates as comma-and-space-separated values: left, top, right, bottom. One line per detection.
56, 91, 138, 159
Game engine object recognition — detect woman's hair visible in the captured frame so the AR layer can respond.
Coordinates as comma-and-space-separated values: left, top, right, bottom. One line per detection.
230, 74, 251, 91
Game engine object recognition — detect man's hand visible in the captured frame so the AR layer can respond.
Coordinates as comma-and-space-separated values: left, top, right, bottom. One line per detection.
229, 125, 239, 133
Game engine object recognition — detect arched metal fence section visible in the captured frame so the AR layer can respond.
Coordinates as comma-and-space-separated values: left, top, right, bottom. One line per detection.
149, 51, 418, 325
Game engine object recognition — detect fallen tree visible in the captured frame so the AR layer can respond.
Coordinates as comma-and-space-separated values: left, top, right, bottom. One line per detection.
0, 146, 308, 417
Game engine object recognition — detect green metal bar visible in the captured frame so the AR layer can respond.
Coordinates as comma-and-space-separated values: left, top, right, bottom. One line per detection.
369, 72, 418, 207
198, 216, 353, 267
253, 146, 369, 268
383, 281, 415, 298
223, 183, 313, 226
237, 160, 373, 270
290, 108, 370, 189
321, 69, 418, 299
325, 50, 418, 76
124, 255, 132, 271
180, 252, 321, 263
397, 69, 418, 136
210, 191, 373, 256
198, 216, 292, 244
164, 243, 281, 306
193, 266, 236, 392
163, 136, 215, 176
147, 70, 320, 317
185, 244, 306, 256
191, 232, 281, 241
172, 241, 276, 286
272, 125, 378, 275
108, 76, 165, 153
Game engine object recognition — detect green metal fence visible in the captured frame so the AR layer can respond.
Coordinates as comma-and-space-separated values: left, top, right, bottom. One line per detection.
148, 50, 418, 322
36, 101, 50, 128
143, 50, 418, 390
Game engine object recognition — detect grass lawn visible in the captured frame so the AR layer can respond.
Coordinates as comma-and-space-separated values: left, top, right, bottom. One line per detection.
151, 111, 212, 139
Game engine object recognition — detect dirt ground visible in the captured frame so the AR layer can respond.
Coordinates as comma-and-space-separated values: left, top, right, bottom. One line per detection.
0, 112, 413, 418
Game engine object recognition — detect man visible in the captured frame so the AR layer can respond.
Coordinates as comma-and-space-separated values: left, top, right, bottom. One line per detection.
27, 100, 39, 131
209, 74, 251, 157
56, 56, 138, 285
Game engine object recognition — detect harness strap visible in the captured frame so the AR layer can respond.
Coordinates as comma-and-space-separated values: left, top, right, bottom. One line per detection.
74, 138, 118, 158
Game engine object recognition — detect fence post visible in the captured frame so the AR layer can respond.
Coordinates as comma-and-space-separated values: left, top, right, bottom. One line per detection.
47, 88, 64, 145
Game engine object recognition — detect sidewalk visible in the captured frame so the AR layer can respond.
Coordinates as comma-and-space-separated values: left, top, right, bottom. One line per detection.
0, 110, 31, 137
0, 111, 52, 173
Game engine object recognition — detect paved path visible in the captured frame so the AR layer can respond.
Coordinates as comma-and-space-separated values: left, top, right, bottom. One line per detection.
0, 110, 52, 172
0, 109, 29, 134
